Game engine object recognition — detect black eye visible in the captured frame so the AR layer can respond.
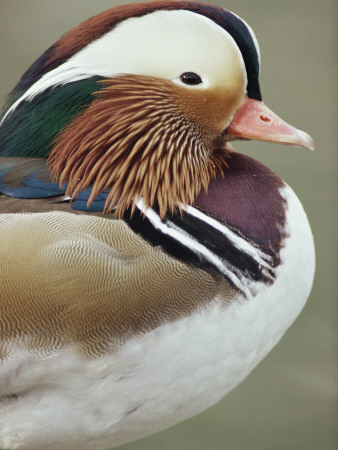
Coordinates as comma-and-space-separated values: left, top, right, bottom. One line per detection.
180, 72, 202, 85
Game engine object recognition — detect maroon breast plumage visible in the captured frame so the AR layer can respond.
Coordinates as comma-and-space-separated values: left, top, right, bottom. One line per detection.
0, 2, 314, 450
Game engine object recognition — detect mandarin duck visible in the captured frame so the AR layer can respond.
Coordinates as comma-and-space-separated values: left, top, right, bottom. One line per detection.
0, 1, 315, 449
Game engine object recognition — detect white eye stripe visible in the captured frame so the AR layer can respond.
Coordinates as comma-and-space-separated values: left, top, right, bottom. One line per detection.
1, 9, 246, 125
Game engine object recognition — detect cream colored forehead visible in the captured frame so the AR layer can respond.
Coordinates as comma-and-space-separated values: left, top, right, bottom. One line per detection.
2, 10, 247, 121
75, 9, 247, 89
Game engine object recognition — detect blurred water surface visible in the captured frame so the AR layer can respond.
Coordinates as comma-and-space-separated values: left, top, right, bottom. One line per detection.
0, 1, 336, 449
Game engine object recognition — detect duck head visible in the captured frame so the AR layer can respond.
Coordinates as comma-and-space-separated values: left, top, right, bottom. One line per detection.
0, 1, 314, 217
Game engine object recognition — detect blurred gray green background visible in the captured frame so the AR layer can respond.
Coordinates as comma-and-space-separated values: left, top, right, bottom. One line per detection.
0, 1, 336, 449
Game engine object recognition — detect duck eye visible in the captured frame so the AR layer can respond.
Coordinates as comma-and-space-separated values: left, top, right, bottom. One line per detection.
180, 72, 202, 85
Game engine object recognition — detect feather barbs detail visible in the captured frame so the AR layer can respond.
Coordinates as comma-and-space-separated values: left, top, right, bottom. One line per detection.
48, 75, 230, 218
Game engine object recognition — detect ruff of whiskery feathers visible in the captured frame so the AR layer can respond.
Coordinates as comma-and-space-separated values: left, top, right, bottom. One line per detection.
0, 2, 315, 449
48, 75, 236, 217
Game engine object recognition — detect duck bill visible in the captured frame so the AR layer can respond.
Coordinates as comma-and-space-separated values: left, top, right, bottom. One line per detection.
227, 97, 314, 150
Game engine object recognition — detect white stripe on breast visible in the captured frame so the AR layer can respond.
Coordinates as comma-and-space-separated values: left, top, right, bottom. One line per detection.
0, 186, 315, 450
136, 199, 273, 298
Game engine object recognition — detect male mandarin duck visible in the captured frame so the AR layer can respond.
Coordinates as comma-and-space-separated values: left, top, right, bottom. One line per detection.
0, 1, 315, 449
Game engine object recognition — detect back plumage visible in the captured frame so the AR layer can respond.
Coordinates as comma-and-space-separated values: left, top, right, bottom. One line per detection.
0, 2, 315, 449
